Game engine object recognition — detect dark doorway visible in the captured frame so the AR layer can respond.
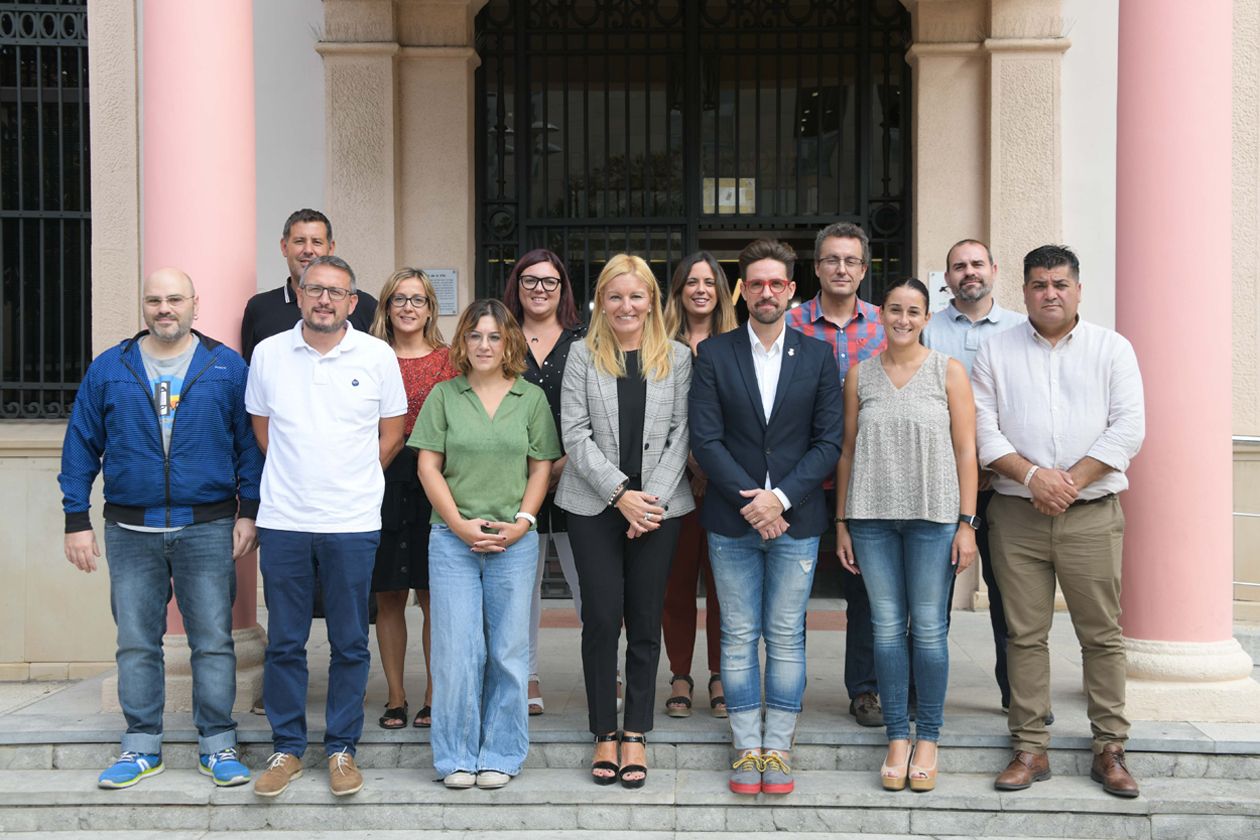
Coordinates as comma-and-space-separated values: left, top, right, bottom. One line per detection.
475, 0, 911, 311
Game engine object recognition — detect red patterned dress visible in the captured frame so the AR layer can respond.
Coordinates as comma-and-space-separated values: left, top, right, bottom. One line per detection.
371, 346, 460, 592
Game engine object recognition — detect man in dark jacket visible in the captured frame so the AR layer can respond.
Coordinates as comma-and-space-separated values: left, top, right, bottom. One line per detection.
60, 267, 263, 790
239, 208, 377, 362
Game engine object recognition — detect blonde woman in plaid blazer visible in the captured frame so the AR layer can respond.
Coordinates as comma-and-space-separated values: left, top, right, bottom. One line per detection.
555, 254, 694, 790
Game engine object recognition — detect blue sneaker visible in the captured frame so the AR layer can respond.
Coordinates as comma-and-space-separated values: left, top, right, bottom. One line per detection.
98, 751, 164, 789
199, 747, 251, 787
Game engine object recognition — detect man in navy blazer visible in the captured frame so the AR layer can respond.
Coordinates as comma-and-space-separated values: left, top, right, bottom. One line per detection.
689, 239, 843, 797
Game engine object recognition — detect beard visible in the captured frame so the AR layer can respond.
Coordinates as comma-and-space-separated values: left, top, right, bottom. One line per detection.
750, 303, 785, 325
303, 312, 347, 334
954, 280, 991, 302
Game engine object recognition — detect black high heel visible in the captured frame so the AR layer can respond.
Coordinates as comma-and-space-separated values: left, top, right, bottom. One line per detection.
618, 734, 648, 789
591, 732, 619, 786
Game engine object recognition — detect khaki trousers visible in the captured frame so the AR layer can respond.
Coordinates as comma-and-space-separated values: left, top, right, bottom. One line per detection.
987, 493, 1129, 754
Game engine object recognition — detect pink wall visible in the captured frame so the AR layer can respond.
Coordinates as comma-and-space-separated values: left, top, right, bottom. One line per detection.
142, 0, 258, 630
1115, 0, 1232, 642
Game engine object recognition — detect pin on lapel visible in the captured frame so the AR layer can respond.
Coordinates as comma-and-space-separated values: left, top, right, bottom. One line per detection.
787, 347, 795, 356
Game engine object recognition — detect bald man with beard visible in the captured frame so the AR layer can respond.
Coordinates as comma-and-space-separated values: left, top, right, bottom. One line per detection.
60, 268, 263, 790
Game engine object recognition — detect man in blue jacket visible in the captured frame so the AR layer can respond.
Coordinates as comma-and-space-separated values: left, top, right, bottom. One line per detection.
60, 267, 263, 790
689, 239, 843, 796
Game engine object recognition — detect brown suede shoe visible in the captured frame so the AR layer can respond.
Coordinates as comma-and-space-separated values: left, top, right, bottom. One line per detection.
993, 750, 1051, 790
328, 749, 364, 796
254, 752, 303, 797
1090, 743, 1139, 798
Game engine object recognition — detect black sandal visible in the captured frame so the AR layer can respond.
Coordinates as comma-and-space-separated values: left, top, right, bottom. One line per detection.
618, 734, 648, 789
412, 705, 431, 728
591, 732, 619, 786
665, 674, 694, 718
709, 674, 728, 719
379, 702, 408, 729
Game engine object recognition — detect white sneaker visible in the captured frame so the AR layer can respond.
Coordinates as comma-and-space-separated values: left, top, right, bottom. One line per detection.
443, 770, 477, 789
476, 770, 511, 789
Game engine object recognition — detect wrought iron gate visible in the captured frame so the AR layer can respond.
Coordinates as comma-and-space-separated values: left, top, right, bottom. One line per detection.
0, 0, 90, 420
475, 0, 911, 308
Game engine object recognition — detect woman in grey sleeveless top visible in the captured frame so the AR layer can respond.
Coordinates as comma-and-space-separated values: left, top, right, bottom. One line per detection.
833, 278, 979, 793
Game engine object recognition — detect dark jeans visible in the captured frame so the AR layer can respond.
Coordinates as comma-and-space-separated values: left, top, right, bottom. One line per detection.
826, 488, 877, 699
259, 527, 379, 757
568, 507, 682, 736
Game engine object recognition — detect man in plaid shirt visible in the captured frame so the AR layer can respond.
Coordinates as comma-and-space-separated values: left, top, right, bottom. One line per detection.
785, 221, 886, 727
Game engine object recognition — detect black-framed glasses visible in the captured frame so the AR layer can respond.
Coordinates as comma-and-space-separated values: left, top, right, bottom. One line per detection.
745, 278, 790, 295
817, 256, 865, 271
389, 294, 429, 309
300, 284, 353, 301
519, 275, 561, 292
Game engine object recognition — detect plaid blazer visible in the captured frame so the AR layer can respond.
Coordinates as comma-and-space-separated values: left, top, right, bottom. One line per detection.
554, 339, 696, 518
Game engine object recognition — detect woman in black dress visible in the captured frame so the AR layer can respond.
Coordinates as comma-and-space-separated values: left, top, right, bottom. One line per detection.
369, 268, 459, 729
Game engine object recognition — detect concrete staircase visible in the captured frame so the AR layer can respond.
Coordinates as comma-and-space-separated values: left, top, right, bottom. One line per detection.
2, 735, 1258, 838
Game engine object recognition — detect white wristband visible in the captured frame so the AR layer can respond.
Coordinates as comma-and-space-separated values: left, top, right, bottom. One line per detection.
514, 511, 537, 526
1022, 465, 1040, 487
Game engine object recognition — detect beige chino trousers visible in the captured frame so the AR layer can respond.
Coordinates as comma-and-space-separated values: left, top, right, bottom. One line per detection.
987, 493, 1129, 755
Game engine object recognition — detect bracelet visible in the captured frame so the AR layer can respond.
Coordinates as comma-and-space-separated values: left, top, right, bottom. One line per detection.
1022, 465, 1040, 487
514, 511, 537, 527
610, 481, 629, 506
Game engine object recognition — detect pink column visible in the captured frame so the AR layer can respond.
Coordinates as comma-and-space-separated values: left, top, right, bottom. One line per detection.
1115, 0, 1255, 714
142, 1, 258, 636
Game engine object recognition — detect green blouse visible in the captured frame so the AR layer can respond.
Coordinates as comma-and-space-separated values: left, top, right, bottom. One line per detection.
409, 375, 561, 527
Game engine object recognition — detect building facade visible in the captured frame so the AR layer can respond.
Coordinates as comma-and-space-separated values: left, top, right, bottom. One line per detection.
1, 0, 1256, 719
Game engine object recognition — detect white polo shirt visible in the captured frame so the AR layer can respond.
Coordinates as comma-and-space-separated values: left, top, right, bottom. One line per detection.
245, 321, 407, 533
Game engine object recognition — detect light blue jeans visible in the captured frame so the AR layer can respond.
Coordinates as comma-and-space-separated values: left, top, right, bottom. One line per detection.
103, 518, 238, 755
707, 530, 819, 751
428, 524, 537, 777
847, 519, 956, 743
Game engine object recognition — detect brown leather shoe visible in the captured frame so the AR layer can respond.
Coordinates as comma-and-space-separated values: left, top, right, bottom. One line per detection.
993, 750, 1051, 790
328, 749, 364, 796
1090, 743, 1139, 798
254, 752, 303, 797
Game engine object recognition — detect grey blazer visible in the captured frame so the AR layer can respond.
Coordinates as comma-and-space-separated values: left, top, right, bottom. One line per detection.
555, 339, 696, 518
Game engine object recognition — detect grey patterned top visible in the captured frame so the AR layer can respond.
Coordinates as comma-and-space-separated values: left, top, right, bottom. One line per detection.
846, 349, 959, 524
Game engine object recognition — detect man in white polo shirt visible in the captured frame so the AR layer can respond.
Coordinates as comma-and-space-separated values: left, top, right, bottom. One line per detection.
245, 254, 407, 798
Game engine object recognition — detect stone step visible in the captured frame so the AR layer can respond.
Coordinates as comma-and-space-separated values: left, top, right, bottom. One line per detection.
0, 834, 1181, 840
0, 768, 1256, 838
4, 738, 1258, 781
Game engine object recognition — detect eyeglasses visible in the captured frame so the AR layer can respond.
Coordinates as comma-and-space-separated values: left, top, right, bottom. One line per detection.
301, 284, 353, 301
143, 295, 192, 308
745, 279, 790, 295
817, 256, 865, 271
389, 294, 429, 309
519, 275, 561, 292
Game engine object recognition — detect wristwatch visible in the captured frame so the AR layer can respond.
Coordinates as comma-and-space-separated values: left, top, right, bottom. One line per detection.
958, 513, 981, 529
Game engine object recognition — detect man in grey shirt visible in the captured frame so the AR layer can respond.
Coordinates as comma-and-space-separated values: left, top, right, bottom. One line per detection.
922, 239, 1028, 719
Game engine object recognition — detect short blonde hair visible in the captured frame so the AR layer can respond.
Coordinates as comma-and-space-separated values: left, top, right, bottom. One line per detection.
370, 268, 447, 349
448, 298, 528, 378
586, 254, 672, 381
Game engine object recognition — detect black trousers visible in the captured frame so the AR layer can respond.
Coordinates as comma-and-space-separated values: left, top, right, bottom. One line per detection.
568, 506, 683, 736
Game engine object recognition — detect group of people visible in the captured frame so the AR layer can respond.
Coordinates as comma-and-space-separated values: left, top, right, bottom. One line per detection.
60, 209, 1146, 802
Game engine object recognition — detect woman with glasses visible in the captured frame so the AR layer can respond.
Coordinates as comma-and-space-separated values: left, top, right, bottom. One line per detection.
659, 252, 737, 719
556, 254, 693, 789
368, 269, 458, 731
412, 299, 559, 790
502, 249, 587, 716
834, 277, 979, 793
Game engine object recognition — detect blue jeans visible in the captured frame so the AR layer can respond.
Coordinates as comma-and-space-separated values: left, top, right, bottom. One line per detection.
428, 524, 536, 777
103, 518, 238, 755
847, 519, 955, 743
258, 528, 379, 757
708, 530, 819, 751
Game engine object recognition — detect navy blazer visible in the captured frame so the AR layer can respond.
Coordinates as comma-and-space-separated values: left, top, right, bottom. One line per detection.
689, 325, 843, 539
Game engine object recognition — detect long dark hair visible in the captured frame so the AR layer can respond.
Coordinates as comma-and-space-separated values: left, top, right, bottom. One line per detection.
501, 249, 581, 329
